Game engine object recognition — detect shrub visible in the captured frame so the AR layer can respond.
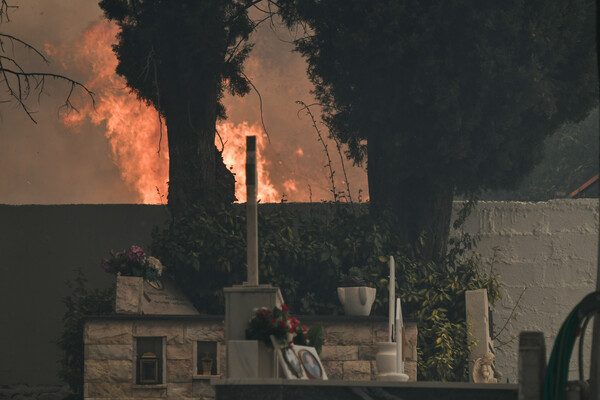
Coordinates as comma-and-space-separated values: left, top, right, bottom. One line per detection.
58, 270, 114, 399
151, 201, 500, 381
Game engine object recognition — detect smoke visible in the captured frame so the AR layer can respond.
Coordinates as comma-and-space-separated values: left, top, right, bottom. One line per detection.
0, 1, 368, 204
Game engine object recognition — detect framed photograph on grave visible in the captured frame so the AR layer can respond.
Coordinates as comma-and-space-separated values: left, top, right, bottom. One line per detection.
294, 345, 328, 380
270, 336, 307, 379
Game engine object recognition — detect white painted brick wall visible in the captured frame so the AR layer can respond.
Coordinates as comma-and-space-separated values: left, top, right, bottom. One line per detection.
455, 199, 599, 383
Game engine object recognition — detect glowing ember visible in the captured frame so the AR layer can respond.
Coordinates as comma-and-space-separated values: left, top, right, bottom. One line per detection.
52, 19, 279, 204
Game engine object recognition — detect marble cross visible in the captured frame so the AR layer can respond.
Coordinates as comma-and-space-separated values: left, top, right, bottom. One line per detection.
245, 136, 259, 286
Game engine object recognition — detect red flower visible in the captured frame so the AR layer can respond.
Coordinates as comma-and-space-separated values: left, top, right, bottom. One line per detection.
279, 321, 287, 328
282, 304, 289, 312
302, 325, 307, 331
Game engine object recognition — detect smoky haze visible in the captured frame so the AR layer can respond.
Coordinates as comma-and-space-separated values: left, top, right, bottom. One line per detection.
0, 0, 368, 204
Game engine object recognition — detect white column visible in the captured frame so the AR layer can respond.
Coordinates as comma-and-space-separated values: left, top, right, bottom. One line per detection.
246, 136, 259, 286
389, 256, 395, 342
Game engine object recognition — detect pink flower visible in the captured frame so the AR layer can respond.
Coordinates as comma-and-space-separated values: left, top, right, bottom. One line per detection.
125, 245, 146, 263
100, 258, 111, 273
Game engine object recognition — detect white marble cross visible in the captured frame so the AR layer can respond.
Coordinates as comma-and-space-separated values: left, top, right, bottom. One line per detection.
245, 136, 259, 286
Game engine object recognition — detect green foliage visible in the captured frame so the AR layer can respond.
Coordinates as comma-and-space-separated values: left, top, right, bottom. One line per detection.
151, 202, 500, 381
58, 270, 114, 399
277, 0, 597, 194
339, 266, 367, 286
306, 324, 324, 356
276, 0, 598, 264
480, 108, 599, 201
99, 0, 254, 120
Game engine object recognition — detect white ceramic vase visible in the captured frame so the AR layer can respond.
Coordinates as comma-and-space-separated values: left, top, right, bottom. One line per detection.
337, 287, 376, 316
375, 342, 409, 381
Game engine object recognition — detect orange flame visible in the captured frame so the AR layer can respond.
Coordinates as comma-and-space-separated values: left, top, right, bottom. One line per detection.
53, 19, 278, 204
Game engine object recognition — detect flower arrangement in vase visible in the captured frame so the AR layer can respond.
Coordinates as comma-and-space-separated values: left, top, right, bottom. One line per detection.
338, 267, 376, 316
245, 304, 308, 348
101, 245, 165, 282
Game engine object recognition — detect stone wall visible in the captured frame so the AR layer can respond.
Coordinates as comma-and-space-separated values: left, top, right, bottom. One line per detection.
1, 200, 598, 388
310, 317, 418, 381
83, 315, 417, 399
457, 199, 598, 382
84, 316, 224, 399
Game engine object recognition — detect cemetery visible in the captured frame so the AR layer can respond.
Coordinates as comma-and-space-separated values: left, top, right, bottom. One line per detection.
1, 0, 598, 398
1, 138, 598, 400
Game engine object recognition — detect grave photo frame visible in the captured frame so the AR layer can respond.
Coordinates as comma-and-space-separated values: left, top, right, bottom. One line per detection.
270, 336, 307, 379
294, 345, 328, 380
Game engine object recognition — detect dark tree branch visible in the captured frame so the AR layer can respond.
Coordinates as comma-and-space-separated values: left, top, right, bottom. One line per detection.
0, 9, 95, 123
240, 70, 270, 142
0, 67, 95, 123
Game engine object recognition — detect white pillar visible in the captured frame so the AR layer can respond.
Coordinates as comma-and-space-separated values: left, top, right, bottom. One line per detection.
245, 136, 259, 286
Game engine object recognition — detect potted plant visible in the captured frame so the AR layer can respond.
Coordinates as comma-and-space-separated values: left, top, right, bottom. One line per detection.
337, 267, 376, 316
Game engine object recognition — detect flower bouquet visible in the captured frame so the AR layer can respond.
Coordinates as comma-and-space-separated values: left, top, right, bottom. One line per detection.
245, 305, 309, 349
101, 245, 165, 281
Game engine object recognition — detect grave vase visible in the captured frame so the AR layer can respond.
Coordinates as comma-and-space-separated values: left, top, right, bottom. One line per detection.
337, 286, 376, 316
376, 342, 397, 375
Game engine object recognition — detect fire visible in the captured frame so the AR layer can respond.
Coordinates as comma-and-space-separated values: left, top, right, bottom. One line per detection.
219, 122, 279, 203
52, 19, 278, 204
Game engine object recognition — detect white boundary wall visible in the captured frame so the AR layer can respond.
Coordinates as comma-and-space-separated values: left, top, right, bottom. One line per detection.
457, 199, 599, 382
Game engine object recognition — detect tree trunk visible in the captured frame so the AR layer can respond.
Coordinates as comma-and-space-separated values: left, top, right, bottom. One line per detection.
368, 131, 454, 267
165, 85, 235, 219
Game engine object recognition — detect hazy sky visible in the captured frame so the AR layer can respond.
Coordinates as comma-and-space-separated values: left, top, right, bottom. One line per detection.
0, 0, 368, 204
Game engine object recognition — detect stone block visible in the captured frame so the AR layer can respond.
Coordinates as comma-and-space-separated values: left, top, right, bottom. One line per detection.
167, 343, 193, 360
167, 382, 193, 397
167, 359, 193, 382
84, 359, 132, 382
130, 385, 168, 398
85, 344, 133, 361
493, 261, 541, 288
219, 343, 227, 376
507, 234, 553, 262
133, 321, 184, 344
324, 323, 373, 345
321, 345, 358, 361
358, 345, 377, 361
370, 360, 377, 380
373, 324, 389, 343
115, 275, 142, 314
193, 380, 216, 398
84, 321, 133, 345
405, 360, 417, 381
86, 382, 132, 398
185, 324, 224, 342
343, 360, 371, 381
321, 361, 343, 380
404, 322, 418, 361
543, 260, 595, 287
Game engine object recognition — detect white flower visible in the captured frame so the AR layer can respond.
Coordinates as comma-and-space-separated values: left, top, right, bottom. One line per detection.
146, 256, 164, 276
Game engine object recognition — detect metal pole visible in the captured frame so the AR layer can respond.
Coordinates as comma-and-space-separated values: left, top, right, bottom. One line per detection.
245, 136, 259, 286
